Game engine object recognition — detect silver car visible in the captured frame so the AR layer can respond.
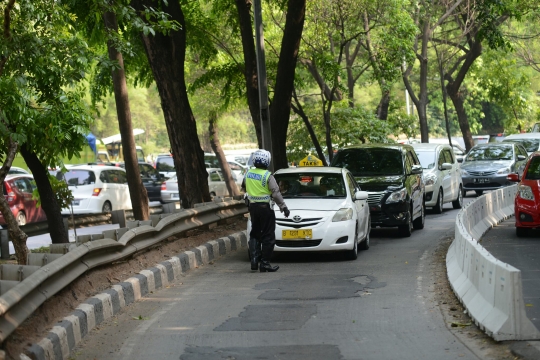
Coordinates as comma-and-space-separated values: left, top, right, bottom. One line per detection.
461, 143, 528, 196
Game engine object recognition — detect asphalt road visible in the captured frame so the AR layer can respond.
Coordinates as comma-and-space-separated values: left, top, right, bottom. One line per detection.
72, 201, 478, 360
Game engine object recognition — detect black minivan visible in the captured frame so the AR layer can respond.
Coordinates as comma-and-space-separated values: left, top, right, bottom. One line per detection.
331, 144, 425, 237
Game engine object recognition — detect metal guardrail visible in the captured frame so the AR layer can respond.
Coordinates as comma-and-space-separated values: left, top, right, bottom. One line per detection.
0, 197, 247, 343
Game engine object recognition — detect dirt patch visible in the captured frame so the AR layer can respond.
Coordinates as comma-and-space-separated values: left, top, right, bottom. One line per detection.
431, 236, 519, 360
3, 216, 247, 359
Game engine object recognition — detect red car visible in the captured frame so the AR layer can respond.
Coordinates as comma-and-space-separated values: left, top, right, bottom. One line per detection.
0, 174, 46, 226
508, 151, 540, 236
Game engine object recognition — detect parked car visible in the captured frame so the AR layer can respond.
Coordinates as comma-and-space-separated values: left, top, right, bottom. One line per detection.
246, 167, 370, 259
137, 162, 164, 203
0, 174, 46, 226
161, 175, 179, 203
412, 143, 463, 213
57, 165, 131, 214
461, 142, 528, 196
502, 133, 540, 156
7, 166, 30, 175
160, 168, 241, 203
507, 151, 540, 237
155, 154, 175, 178
331, 144, 425, 237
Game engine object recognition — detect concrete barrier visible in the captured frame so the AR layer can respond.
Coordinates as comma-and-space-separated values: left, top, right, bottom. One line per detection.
447, 185, 540, 340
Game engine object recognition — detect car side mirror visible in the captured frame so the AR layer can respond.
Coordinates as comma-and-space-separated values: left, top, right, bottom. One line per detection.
507, 173, 520, 182
441, 163, 452, 170
355, 190, 369, 201
457, 157, 464, 163
517, 155, 527, 161
411, 165, 423, 175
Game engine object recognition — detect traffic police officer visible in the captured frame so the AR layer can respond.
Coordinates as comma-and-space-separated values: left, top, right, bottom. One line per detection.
243, 149, 290, 272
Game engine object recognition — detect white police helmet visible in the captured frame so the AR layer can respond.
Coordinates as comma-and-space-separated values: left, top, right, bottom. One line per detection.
250, 149, 271, 168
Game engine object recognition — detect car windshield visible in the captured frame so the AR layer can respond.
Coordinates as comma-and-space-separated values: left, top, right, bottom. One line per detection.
156, 156, 174, 171
465, 145, 514, 161
274, 173, 346, 198
503, 139, 540, 153
331, 148, 403, 176
59, 170, 96, 186
415, 151, 436, 169
525, 157, 540, 180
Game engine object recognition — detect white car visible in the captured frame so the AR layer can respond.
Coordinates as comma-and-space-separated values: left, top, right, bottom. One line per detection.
502, 133, 540, 156
412, 143, 463, 213
57, 165, 132, 214
160, 168, 241, 203
247, 167, 370, 260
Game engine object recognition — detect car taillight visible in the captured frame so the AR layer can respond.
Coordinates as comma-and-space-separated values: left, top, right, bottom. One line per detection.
7, 191, 15, 203
161, 182, 167, 191
92, 188, 102, 196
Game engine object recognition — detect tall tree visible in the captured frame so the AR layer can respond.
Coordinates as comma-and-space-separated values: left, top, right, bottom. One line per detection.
0, 0, 94, 262
131, 0, 211, 208
102, 10, 149, 220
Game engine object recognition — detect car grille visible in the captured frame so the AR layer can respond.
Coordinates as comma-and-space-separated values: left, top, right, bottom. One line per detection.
467, 170, 497, 176
276, 217, 323, 229
367, 192, 385, 206
276, 240, 322, 248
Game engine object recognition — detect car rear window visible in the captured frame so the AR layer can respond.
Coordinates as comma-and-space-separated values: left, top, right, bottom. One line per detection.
503, 139, 540, 153
331, 148, 403, 176
525, 157, 540, 180
466, 145, 513, 161
59, 170, 96, 186
156, 156, 175, 171
274, 173, 346, 198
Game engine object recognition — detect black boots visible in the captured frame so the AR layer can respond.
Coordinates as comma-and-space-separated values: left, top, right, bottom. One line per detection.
259, 260, 279, 272
248, 238, 261, 271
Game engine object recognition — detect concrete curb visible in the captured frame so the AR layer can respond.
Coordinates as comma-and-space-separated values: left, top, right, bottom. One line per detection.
24, 231, 248, 360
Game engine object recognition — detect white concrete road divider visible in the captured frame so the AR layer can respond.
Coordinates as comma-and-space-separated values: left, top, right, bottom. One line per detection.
447, 185, 540, 341
25, 231, 248, 360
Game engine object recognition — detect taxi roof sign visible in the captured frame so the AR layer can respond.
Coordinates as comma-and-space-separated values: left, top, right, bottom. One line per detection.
299, 155, 323, 167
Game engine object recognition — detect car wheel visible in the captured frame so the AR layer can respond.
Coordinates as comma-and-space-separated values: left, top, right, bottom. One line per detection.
516, 227, 529, 237
398, 208, 413, 237
452, 185, 464, 209
433, 189, 443, 214
16, 212, 27, 226
102, 201, 112, 214
475, 190, 483, 196
345, 238, 358, 260
413, 201, 425, 230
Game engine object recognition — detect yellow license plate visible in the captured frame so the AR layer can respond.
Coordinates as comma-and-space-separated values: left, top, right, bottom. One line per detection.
282, 229, 313, 240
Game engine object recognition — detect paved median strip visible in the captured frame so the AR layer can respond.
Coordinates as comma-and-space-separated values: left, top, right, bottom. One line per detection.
24, 231, 247, 360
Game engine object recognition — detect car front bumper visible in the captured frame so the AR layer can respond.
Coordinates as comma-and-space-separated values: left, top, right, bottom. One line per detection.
368, 198, 410, 228
515, 199, 540, 228
462, 174, 514, 191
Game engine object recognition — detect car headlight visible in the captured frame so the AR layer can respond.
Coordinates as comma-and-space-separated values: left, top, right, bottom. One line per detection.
386, 187, 407, 204
332, 208, 354, 222
424, 173, 437, 186
518, 185, 535, 201
497, 167, 510, 174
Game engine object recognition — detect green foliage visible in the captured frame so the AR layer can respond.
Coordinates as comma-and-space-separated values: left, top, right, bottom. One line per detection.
31, 175, 74, 209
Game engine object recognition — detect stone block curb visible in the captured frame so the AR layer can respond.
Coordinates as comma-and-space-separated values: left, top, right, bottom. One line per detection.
24, 231, 247, 360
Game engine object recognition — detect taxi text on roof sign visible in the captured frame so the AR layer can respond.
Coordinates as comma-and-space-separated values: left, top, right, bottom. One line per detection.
299, 155, 323, 167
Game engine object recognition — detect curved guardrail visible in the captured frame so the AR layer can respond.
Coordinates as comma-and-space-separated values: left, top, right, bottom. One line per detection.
447, 185, 540, 341
0, 198, 247, 343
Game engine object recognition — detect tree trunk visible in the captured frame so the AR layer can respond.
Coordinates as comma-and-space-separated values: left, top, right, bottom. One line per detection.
103, 11, 149, 221
445, 40, 483, 152
132, 0, 210, 208
208, 112, 240, 197
417, 20, 430, 142
270, 0, 306, 171
20, 146, 69, 244
234, 0, 262, 148
323, 109, 333, 162
376, 91, 390, 120
0, 139, 28, 264
291, 90, 328, 166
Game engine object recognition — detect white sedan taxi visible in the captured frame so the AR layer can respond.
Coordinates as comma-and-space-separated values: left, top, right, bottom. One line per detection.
248, 166, 370, 260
